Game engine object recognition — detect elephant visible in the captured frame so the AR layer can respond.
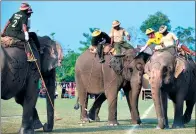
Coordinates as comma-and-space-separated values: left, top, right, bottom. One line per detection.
144, 47, 196, 129
75, 46, 151, 125
1, 36, 63, 134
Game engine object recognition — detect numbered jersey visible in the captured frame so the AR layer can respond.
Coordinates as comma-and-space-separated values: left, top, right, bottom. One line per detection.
7, 11, 28, 32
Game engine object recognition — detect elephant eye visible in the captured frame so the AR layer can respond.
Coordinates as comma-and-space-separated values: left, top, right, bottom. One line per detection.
129, 68, 133, 72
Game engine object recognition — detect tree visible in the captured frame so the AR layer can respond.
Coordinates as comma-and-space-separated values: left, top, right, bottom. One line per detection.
174, 26, 195, 44
78, 28, 99, 53
174, 26, 195, 51
56, 28, 100, 82
50, 32, 56, 40
140, 11, 171, 33
56, 50, 80, 82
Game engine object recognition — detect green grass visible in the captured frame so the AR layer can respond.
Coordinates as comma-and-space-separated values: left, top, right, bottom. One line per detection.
1, 92, 195, 134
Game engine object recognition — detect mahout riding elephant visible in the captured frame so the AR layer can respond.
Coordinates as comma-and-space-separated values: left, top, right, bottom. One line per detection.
75, 45, 151, 126
1, 36, 63, 134
144, 47, 196, 129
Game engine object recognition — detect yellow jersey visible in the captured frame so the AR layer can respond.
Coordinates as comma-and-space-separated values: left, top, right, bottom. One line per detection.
146, 32, 163, 46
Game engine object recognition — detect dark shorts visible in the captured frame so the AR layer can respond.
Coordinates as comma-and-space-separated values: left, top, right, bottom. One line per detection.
5, 30, 25, 41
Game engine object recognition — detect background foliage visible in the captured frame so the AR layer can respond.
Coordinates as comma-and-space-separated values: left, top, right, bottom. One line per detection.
55, 11, 195, 82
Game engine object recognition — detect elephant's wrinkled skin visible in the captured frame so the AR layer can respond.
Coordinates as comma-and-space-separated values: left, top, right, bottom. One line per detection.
75, 47, 150, 125
145, 48, 196, 129
1, 36, 63, 133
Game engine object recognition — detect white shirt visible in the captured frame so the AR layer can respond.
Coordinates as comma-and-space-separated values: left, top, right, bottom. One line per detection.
160, 32, 178, 47
109, 27, 129, 42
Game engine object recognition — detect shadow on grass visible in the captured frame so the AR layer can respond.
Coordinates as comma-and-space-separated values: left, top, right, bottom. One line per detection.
141, 118, 195, 128
36, 126, 132, 133
34, 118, 195, 133
89, 118, 195, 128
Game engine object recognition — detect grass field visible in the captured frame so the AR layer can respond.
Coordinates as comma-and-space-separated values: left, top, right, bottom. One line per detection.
1, 89, 196, 134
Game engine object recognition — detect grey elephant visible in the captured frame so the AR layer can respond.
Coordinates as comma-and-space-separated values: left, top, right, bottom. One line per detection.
75, 46, 151, 126
1, 36, 63, 134
144, 47, 196, 129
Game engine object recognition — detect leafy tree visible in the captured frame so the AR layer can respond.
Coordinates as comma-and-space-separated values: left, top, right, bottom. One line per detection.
78, 28, 99, 53
50, 32, 56, 40
56, 28, 100, 82
174, 26, 195, 51
174, 26, 195, 44
140, 11, 171, 33
56, 50, 79, 82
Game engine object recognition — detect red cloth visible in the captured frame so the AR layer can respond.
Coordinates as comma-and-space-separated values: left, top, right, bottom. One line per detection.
181, 45, 196, 56
181, 45, 191, 53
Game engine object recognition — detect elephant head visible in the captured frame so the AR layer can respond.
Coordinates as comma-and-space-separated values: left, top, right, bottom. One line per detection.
110, 47, 151, 81
143, 48, 186, 129
109, 47, 151, 124
38, 36, 63, 73
37, 36, 63, 131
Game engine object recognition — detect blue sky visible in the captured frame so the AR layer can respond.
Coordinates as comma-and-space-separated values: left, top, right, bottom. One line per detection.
1, 1, 195, 53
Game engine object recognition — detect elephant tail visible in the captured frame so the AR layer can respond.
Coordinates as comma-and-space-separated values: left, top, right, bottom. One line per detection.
74, 96, 80, 110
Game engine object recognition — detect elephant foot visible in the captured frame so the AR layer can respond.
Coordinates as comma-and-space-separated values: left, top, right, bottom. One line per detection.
19, 127, 34, 134
172, 123, 185, 129
89, 116, 100, 122
78, 118, 90, 124
156, 125, 169, 129
34, 119, 43, 129
156, 126, 161, 129
131, 118, 142, 125
74, 103, 80, 110
88, 112, 100, 122
95, 116, 100, 122
183, 114, 191, 124
107, 121, 119, 126
43, 123, 53, 132
165, 125, 169, 129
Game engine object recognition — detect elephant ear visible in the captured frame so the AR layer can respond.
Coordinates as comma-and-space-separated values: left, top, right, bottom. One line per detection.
110, 56, 123, 75
174, 58, 186, 78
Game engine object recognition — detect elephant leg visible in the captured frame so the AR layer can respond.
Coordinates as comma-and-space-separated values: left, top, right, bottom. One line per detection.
19, 80, 38, 134
15, 92, 42, 129
105, 87, 119, 126
33, 108, 43, 129
79, 91, 89, 122
183, 99, 195, 124
129, 79, 142, 124
43, 69, 55, 132
160, 90, 169, 128
172, 94, 185, 128
88, 93, 106, 121
15, 91, 25, 106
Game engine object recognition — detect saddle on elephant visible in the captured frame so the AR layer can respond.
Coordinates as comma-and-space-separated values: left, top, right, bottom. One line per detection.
1, 36, 22, 47
1, 35, 38, 62
89, 44, 116, 55
178, 44, 196, 56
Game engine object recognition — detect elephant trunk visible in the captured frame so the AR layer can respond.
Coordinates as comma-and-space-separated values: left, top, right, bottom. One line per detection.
43, 69, 55, 132
150, 65, 165, 129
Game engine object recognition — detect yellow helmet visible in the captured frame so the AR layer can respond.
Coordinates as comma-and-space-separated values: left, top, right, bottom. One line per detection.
92, 30, 101, 37
145, 28, 155, 35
